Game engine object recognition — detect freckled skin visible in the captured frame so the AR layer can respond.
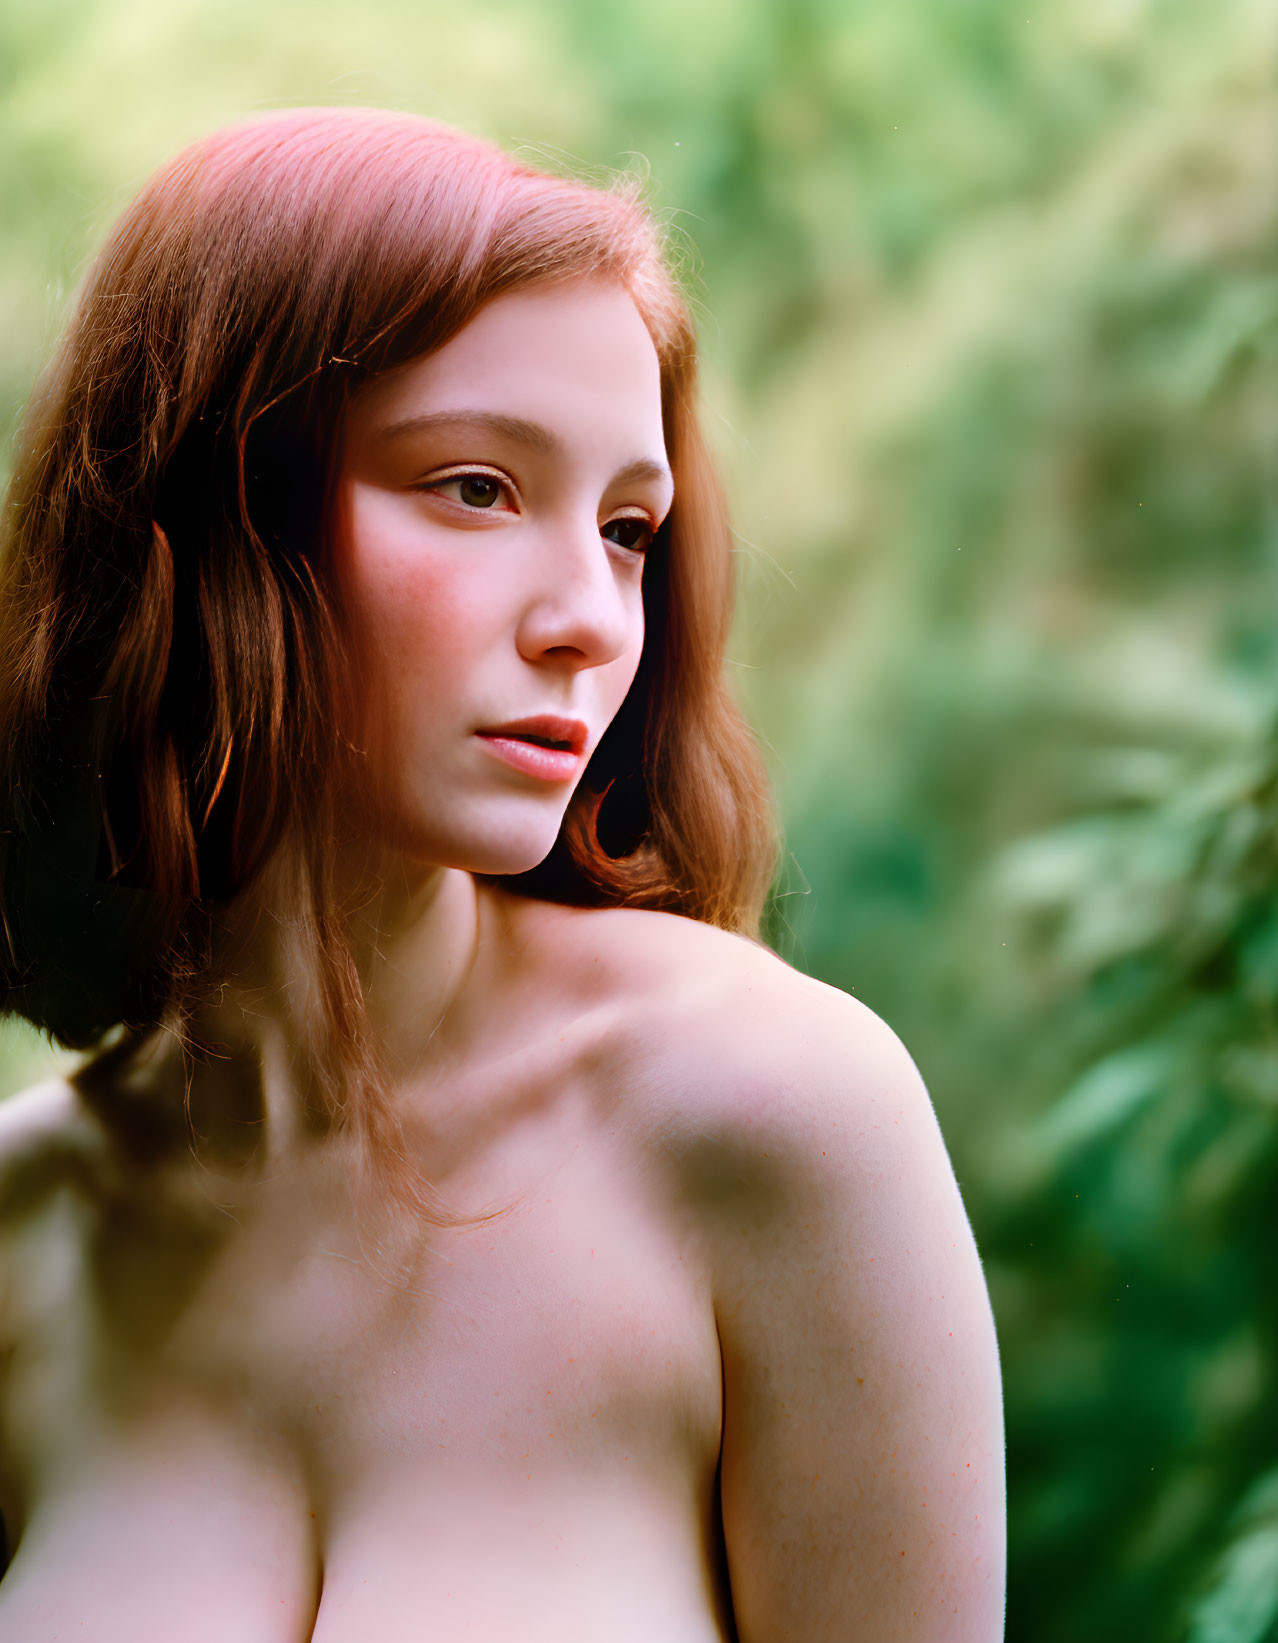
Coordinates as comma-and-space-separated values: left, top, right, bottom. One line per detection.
0, 284, 1005, 1640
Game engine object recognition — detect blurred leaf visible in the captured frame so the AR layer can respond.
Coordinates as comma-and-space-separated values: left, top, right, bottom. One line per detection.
1187, 1470, 1278, 1643
1033, 1042, 1178, 1154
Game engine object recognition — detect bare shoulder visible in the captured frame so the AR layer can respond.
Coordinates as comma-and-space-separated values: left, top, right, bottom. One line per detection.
0, 1073, 101, 1194
492, 892, 932, 1169
492, 889, 826, 1036
502, 898, 1005, 1634
508, 905, 1007, 1638
0, 1072, 111, 1244
0, 1074, 105, 1367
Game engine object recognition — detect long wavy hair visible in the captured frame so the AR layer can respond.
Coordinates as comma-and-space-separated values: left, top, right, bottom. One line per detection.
0, 108, 776, 1155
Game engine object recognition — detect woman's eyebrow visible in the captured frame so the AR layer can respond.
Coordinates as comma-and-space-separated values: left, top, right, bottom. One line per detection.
380, 409, 559, 453
379, 409, 673, 492
611, 457, 674, 493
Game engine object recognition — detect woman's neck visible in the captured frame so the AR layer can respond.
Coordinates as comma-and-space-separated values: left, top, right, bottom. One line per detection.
166, 856, 484, 1174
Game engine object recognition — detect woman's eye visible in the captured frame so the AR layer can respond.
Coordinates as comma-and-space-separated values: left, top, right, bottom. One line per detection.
601, 516, 654, 553
430, 473, 508, 510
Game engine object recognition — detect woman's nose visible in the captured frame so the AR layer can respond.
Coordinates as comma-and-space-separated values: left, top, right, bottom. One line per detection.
515, 516, 638, 672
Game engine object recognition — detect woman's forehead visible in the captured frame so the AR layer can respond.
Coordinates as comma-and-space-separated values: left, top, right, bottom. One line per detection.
344, 281, 670, 477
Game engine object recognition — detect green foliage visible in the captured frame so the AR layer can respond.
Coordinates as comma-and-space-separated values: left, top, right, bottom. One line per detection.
982, 726, 1278, 1640
1189, 1469, 1278, 1643
2, 1, 1275, 1636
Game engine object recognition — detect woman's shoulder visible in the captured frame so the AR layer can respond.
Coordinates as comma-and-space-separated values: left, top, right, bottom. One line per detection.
0, 1074, 109, 1355
497, 894, 933, 1157
0, 1073, 106, 1222
496, 889, 828, 1023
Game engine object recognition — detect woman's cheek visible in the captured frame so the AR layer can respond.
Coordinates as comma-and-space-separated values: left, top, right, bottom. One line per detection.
343, 496, 482, 689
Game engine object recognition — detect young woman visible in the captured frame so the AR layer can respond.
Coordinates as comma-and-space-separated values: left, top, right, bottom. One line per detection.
0, 108, 1005, 1640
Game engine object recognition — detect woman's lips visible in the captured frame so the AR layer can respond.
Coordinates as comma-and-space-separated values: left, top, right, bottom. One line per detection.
474, 716, 588, 783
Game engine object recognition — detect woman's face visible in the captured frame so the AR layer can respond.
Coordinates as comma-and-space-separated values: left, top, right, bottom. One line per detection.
331, 280, 672, 876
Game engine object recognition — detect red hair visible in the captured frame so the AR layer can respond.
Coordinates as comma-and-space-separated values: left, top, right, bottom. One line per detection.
0, 109, 775, 1138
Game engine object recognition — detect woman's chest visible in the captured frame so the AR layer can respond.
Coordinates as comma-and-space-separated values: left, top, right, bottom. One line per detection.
0, 1120, 729, 1640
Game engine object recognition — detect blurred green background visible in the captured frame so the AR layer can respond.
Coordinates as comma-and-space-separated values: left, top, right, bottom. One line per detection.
2, 0, 1276, 1635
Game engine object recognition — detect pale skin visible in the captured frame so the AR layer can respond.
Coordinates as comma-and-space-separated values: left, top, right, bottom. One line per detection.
0, 282, 1005, 1639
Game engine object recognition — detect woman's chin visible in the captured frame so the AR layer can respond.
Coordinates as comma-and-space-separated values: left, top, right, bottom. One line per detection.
348, 795, 569, 880
427, 823, 564, 880
463, 844, 557, 878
